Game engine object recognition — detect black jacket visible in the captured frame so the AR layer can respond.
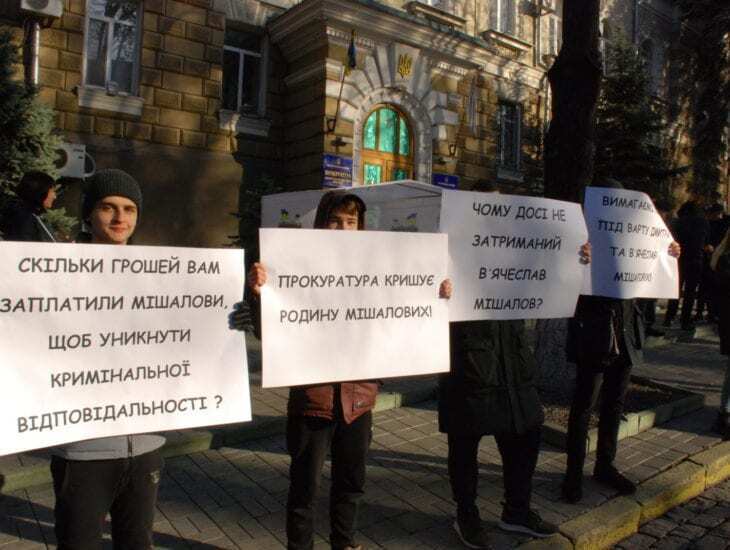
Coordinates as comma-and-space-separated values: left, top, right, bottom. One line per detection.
1, 203, 55, 242
675, 209, 709, 266
567, 295, 644, 368
438, 320, 544, 437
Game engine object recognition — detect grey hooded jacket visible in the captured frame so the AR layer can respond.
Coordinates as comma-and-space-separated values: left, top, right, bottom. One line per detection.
53, 434, 165, 461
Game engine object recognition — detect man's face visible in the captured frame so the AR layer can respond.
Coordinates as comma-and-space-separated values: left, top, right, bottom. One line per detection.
89, 195, 138, 245
326, 207, 359, 231
42, 186, 58, 210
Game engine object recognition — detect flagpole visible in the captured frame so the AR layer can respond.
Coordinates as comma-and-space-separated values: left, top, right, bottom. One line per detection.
328, 29, 356, 134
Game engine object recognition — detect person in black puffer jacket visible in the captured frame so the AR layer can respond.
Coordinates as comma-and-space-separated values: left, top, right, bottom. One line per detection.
439, 320, 556, 548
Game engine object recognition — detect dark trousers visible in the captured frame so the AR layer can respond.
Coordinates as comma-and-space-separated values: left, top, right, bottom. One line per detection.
565, 357, 632, 476
286, 412, 372, 550
639, 299, 657, 329
447, 426, 541, 521
666, 262, 702, 327
696, 263, 718, 320
51, 450, 163, 550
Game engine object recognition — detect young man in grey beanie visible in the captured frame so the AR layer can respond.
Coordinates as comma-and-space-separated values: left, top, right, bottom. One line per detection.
51, 168, 165, 550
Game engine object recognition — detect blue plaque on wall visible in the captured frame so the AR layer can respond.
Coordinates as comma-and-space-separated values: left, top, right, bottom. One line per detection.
323, 154, 353, 188
432, 173, 459, 189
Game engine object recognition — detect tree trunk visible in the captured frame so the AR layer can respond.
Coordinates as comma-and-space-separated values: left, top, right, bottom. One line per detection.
537, 0, 602, 396
682, 2, 730, 200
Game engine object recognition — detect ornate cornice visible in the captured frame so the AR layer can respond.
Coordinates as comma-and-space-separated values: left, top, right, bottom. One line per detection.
268, 0, 546, 90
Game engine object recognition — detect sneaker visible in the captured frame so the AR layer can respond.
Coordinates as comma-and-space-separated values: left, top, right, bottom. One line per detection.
593, 464, 636, 495
498, 510, 557, 538
453, 514, 491, 549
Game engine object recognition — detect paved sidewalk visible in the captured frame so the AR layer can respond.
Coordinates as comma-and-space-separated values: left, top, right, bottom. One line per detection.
617, 476, 730, 550
1, 327, 727, 549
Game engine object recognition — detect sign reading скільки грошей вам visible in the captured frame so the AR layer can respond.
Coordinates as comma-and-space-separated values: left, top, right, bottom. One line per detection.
0, 242, 251, 456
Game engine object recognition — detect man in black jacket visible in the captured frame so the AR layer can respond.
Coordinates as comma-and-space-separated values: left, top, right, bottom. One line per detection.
562, 297, 643, 503
563, 238, 681, 503
439, 320, 556, 548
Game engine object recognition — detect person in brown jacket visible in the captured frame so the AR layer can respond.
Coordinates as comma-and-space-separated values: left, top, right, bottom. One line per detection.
248, 191, 449, 549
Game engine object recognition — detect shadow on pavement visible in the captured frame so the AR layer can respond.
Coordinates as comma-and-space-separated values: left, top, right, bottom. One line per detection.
0, 492, 228, 549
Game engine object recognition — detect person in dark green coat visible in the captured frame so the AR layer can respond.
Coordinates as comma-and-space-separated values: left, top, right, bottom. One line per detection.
439, 320, 556, 548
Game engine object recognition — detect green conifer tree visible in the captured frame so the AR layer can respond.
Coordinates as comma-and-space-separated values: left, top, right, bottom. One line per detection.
0, 27, 74, 238
593, 36, 675, 201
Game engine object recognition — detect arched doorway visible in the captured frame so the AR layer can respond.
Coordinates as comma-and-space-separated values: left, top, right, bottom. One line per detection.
361, 105, 413, 185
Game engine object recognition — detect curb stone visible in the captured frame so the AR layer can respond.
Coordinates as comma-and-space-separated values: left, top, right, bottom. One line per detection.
0, 383, 437, 495
633, 461, 706, 523
534, 439, 730, 550
688, 441, 730, 487
558, 496, 641, 550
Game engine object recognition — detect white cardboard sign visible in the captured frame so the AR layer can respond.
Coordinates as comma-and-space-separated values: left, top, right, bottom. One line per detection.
259, 228, 450, 388
440, 191, 589, 321
0, 242, 251, 456
583, 187, 679, 299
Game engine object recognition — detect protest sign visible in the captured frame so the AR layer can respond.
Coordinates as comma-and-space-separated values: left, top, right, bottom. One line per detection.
259, 228, 449, 388
440, 191, 589, 321
0, 242, 250, 456
583, 187, 679, 299
261, 180, 442, 233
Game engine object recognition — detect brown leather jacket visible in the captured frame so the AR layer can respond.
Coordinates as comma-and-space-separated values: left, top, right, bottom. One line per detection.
288, 382, 379, 424
248, 294, 378, 424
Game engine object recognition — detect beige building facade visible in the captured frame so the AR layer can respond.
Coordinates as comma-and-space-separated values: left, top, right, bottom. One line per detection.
2, 0, 724, 246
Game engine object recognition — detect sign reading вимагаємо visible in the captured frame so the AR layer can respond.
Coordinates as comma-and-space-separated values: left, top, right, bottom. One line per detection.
583, 187, 679, 299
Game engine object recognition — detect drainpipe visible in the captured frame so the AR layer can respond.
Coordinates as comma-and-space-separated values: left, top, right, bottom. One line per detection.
633, 0, 640, 44
534, 0, 541, 66
23, 19, 41, 87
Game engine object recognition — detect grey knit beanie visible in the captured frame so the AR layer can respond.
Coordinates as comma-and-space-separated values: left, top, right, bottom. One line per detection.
82, 169, 142, 220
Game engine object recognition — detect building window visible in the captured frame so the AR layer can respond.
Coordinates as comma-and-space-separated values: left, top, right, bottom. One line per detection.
84, 0, 142, 94
499, 102, 521, 171
361, 105, 413, 185
599, 19, 611, 75
223, 29, 265, 114
490, 0, 516, 36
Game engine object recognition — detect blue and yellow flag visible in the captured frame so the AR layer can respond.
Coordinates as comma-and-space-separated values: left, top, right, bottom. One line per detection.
347, 29, 357, 70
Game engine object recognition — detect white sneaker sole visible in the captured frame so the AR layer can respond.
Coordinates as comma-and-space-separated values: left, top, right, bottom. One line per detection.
453, 520, 491, 549
498, 520, 554, 538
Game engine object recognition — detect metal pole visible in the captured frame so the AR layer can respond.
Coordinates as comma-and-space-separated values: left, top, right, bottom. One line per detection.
31, 20, 40, 86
